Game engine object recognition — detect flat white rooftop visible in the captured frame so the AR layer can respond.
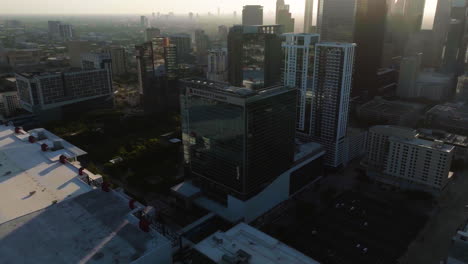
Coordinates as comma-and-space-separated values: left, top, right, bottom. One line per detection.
0, 190, 162, 264
0, 126, 92, 225
194, 222, 320, 264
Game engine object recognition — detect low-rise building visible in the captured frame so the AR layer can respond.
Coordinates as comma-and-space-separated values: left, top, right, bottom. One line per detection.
6, 49, 42, 67
367, 125, 455, 193
192, 222, 320, 264
0, 125, 173, 264
357, 97, 426, 127
425, 102, 468, 135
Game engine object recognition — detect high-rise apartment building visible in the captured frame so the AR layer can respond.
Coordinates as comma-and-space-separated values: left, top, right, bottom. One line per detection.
145, 27, 161, 41
242, 5, 263, 26
276, 0, 295, 33
310, 43, 356, 167
316, 0, 357, 42
59, 24, 73, 41
353, 0, 388, 97
282, 33, 320, 135
15, 58, 113, 121
180, 79, 297, 203
228, 25, 283, 89
397, 53, 422, 98
367, 125, 454, 193
170, 34, 192, 62
304, 0, 314, 33
207, 48, 228, 82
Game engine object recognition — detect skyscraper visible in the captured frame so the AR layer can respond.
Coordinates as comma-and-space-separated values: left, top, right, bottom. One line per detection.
136, 38, 179, 114
207, 48, 228, 82
145, 27, 161, 41
48, 21, 61, 39
310, 43, 356, 167
442, 0, 468, 74
397, 53, 422, 98
276, 0, 295, 33
316, 0, 357, 42
228, 25, 283, 89
353, 0, 388, 97
304, 0, 314, 33
282, 33, 320, 135
170, 34, 192, 63
59, 24, 73, 41
195, 30, 210, 65
104, 47, 127, 76
242, 5, 263, 26
180, 79, 297, 202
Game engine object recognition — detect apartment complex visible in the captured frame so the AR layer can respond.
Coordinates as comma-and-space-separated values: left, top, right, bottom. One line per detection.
367, 126, 454, 193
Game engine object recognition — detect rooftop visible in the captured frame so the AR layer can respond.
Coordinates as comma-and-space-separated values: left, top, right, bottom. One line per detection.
181, 78, 292, 99
0, 125, 91, 225
0, 190, 164, 264
390, 136, 455, 153
359, 97, 426, 115
417, 129, 468, 147
194, 222, 320, 264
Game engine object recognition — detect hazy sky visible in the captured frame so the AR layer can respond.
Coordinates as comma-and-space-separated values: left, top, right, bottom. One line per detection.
1, 0, 307, 15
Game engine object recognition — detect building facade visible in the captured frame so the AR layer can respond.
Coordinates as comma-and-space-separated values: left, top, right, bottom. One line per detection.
304, 0, 314, 33
170, 34, 192, 63
282, 33, 320, 135
242, 5, 263, 26
228, 25, 283, 89
316, 0, 357, 42
276, 0, 295, 33
206, 48, 228, 82
310, 43, 356, 167
145, 27, 161, 41
104, 47, 127, 76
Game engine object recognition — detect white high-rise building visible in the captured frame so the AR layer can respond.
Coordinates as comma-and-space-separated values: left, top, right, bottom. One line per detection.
207, 48, 228, 82
282, 33, 320, 134
310, 42, 356, 167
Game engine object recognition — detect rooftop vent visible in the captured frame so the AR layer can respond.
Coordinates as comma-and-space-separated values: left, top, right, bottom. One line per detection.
52, 140, 64, 151
37, 131, 47, 140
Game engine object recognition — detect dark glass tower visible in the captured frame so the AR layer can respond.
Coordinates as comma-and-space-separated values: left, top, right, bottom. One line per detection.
353, 0, 388, 97
227, 25, 283, 89
180, 79, 297, 202
242, 5, 263, 26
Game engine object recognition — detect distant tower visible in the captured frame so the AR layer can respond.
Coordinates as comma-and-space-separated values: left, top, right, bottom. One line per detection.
304, 0, 314, 33
218, 7, 220, 16
242, 5, 263, 25
316, 0, 357, 42
276, 0, 295, 33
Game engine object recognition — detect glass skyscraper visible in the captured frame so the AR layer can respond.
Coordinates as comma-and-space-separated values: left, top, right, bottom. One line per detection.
180, 79, 297, 202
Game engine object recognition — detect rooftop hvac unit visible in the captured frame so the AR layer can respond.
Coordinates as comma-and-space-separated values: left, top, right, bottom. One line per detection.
37, 131, 47, 140
53, 140, 64, 151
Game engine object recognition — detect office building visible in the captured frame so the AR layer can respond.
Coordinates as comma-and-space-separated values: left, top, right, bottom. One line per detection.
417, 70, 453, 101
6, 49, 41, 68
242, 5, 263, 26
195, 30, 210, 65
282, 33, 320, 135
104, 47, 127, 76
145, 27, 161, 41
397, 53, 422, 98
442, 0, 468, 74
176, 79, 325, 222
353, 0, 388, 97
310, 43, 356, 167
304, 0, 314, 33
48, 21, 61, 39
218, 25, 228, 44
316, 0, 357, 42
425, 102, 468, 135
67, 41, 93, 68
207, 48, 227, 82
276, 0, 295, 33
228, 25, 283, 89
367, 125, 454, 193
15, 57, 113, 121
0, 77, 20, 117
140, 15, 149, 28
425, 0, 452, 67
170, 34, 192, 62
192, 223, 320, 264
136, 38, 179, 114
59, 24, 73, 41
0, 125, 172, 264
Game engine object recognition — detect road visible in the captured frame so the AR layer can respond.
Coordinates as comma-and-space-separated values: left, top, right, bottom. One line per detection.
399, 169, 468, 264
